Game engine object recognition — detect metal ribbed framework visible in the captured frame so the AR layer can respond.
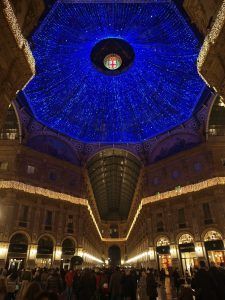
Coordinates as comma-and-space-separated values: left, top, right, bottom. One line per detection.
21, 2, 205, 143
87, 149, 141, 221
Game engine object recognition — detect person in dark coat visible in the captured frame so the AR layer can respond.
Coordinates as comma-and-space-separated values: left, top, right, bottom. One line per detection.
77, 269, 96, 300
178, 279, 194, 300
121, 270, 136, 300
191, 261, 217, 300
208, 262, 225, 299
173, 268, 181, 295
46, 271, 61, 295
109, 268, 122, 300
130, 270, 137, 300
146, 271, 158, 300
159, 268, 166, 287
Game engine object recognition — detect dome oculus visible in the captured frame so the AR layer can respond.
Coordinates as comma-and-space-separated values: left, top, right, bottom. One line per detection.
104, 54, 122, 70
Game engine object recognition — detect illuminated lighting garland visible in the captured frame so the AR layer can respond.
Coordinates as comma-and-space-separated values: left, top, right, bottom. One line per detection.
21, 2, 205, 143
1, 177, 225, 242
126, 251, 148, 264
83, 253, 103, 264
197, 1, 225, 86
2, 0, 35, 78
126, 177, 225, 240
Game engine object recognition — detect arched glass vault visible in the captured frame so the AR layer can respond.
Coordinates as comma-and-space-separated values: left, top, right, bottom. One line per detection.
87, 149, 141, 221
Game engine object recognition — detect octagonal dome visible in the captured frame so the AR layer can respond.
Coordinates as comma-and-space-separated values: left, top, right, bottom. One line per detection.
21, 2, 205, 143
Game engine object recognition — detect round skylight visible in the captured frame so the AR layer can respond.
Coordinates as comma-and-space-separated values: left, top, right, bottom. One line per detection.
104, 54, 122, 70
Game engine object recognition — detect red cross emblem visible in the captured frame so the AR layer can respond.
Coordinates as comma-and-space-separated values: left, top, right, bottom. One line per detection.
108, 56, 117, 70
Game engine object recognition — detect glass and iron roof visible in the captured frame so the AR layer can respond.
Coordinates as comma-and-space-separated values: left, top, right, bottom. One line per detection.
87, 149, 141, 221
21, 1, 206, 144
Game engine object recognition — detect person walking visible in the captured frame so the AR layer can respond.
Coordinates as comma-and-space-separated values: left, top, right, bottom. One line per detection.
138, 271, 148, 300
191, 261, 217, 300
77, 269, 96, 300
109, 268, 122, 300
121, 269, 135, 300
0, 278, 7, 300
65, 270, 74, 300
173, 268, 181, 296
46, 270, 61, 295
208, 262, 225, 299
21, 281, 42, 300
6, 271, 18, 300
159, 268, 166, 287
178, 279, 194, 300
146, 270, 158, 300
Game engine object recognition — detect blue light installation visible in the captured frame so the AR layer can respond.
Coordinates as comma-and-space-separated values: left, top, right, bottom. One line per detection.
22, 2, 205, 143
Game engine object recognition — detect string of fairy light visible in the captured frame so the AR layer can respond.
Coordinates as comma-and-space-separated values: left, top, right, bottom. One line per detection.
1, 177, 225, 242
22, 1, 205, 144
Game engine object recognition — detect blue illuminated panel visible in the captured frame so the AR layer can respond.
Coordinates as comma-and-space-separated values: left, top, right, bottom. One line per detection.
22, 2, 205, 143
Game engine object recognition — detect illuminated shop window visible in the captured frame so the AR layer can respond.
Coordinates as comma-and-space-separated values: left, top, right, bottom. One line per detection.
204, 230, 222, 241
104, 54, 122, 70
156, 236, 170, 247
178, 234, 194, 244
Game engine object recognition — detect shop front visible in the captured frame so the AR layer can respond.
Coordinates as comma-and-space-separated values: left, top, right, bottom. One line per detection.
7, 233, 28, 271
36, 235, 54, 268
204, 231, 225, 266
156, 237, 171, 273
178, 234, 198, 274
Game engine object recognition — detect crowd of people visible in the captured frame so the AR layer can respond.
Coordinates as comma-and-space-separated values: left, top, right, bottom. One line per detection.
0, 260, 225, 300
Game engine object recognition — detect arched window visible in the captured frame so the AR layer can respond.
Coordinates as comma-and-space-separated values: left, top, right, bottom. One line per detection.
208, 97, 225, 136
156, 236, 170, 247
37, 236, 54, 255
204, 230, 222, 241
179, 234, 194, 244
62, 239, 75, 256
8, 233, 28, 253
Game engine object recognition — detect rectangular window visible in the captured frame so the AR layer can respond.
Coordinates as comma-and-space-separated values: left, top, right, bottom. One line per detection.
203, 203, 213, 224
0, 161, 8, 170
19, 205, 29, 227
27, 165, 35, 174
67, 215, 74, 233
157, 221, 164, 232
45, 210, 53, 230
156, 212, 164, 232
178, 208, 186, 228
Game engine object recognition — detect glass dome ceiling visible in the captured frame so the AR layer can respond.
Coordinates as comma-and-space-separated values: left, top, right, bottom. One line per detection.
22, 2, 206, 143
